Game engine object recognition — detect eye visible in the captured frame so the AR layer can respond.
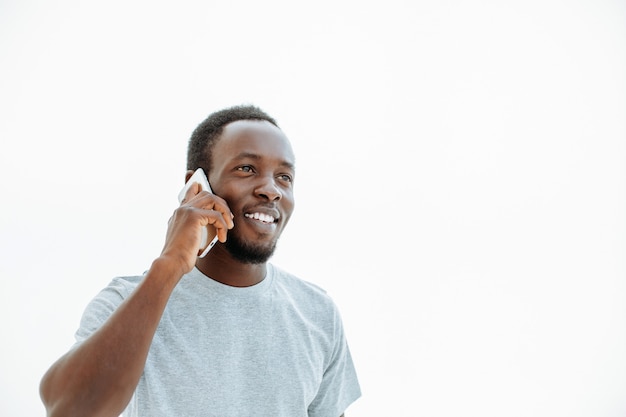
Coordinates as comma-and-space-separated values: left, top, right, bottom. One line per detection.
278, 173, 293, 183
237, 165, 254, 173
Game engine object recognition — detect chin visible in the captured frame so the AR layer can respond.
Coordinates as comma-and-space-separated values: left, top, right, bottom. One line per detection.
223, 234, 277, 264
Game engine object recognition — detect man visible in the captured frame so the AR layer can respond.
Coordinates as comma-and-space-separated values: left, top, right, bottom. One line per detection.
40, 105, 361, 417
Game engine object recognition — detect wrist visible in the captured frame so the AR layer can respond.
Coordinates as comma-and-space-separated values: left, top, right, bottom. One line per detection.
148, 255, 190, 288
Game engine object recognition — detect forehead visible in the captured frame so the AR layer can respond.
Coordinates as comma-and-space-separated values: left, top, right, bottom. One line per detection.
212, 120, 295, 169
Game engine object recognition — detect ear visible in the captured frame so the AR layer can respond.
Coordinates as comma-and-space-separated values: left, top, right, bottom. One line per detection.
184, 170, 195, 183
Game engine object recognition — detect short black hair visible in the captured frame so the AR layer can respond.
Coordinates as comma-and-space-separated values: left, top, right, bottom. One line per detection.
186, 104, 279, 175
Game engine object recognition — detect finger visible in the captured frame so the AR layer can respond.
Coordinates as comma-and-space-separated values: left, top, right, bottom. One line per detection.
190, 193, 234, 230
182, 182, 202, 204
210, 200, 235, 230
200, 209, 232, 242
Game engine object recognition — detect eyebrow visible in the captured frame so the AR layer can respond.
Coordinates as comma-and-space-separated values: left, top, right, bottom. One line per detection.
234, 152, 296, 171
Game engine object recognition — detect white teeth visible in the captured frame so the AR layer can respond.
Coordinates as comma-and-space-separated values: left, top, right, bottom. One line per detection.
245, 213, 275, 224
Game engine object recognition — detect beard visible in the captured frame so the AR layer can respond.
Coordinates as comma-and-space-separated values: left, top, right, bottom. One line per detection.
223, 232, 277, 264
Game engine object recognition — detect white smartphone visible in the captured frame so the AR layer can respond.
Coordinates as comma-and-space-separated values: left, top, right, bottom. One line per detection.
177, 168, 219, 258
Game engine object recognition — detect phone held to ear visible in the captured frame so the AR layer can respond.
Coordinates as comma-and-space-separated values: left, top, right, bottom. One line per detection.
177, 168, 219, 258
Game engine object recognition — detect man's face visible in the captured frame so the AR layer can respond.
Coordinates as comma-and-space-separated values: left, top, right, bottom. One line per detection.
208, 120, 295, 263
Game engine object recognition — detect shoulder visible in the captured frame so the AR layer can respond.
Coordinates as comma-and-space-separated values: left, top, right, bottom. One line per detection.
269, 264, 339, 314
74, 274, 144, 345
103, 274, 145, 298
82, 275, 145, 315
271, 264, 328, 296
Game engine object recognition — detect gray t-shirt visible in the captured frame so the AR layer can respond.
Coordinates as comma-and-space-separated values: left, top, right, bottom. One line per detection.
75, 263, 361, 417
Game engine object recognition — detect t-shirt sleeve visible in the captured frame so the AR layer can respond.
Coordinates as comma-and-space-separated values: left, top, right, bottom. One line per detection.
308, 305, 361, 417
73, 276, 140, 346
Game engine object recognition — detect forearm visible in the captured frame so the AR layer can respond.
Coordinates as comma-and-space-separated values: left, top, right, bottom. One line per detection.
40, 257, 182, 417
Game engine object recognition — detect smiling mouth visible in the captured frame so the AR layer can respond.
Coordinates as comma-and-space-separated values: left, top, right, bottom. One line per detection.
244, 212, 278, 224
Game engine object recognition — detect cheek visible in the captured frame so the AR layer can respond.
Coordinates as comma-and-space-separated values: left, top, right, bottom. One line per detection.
212, 184, 240, 208
282, 192, 295, 213
281, 205, 295, 226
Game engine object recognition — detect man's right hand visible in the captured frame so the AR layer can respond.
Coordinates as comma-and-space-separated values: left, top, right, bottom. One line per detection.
160, 182, 234, 277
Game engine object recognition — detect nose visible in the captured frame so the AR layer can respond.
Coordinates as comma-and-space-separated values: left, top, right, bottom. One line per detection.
254, 177, 282, 201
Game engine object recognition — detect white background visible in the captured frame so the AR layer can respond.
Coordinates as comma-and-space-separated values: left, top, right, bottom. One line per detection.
1, 1, 625, 416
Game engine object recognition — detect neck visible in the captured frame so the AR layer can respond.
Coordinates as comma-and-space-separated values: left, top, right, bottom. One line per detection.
195, 244, 267, 287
